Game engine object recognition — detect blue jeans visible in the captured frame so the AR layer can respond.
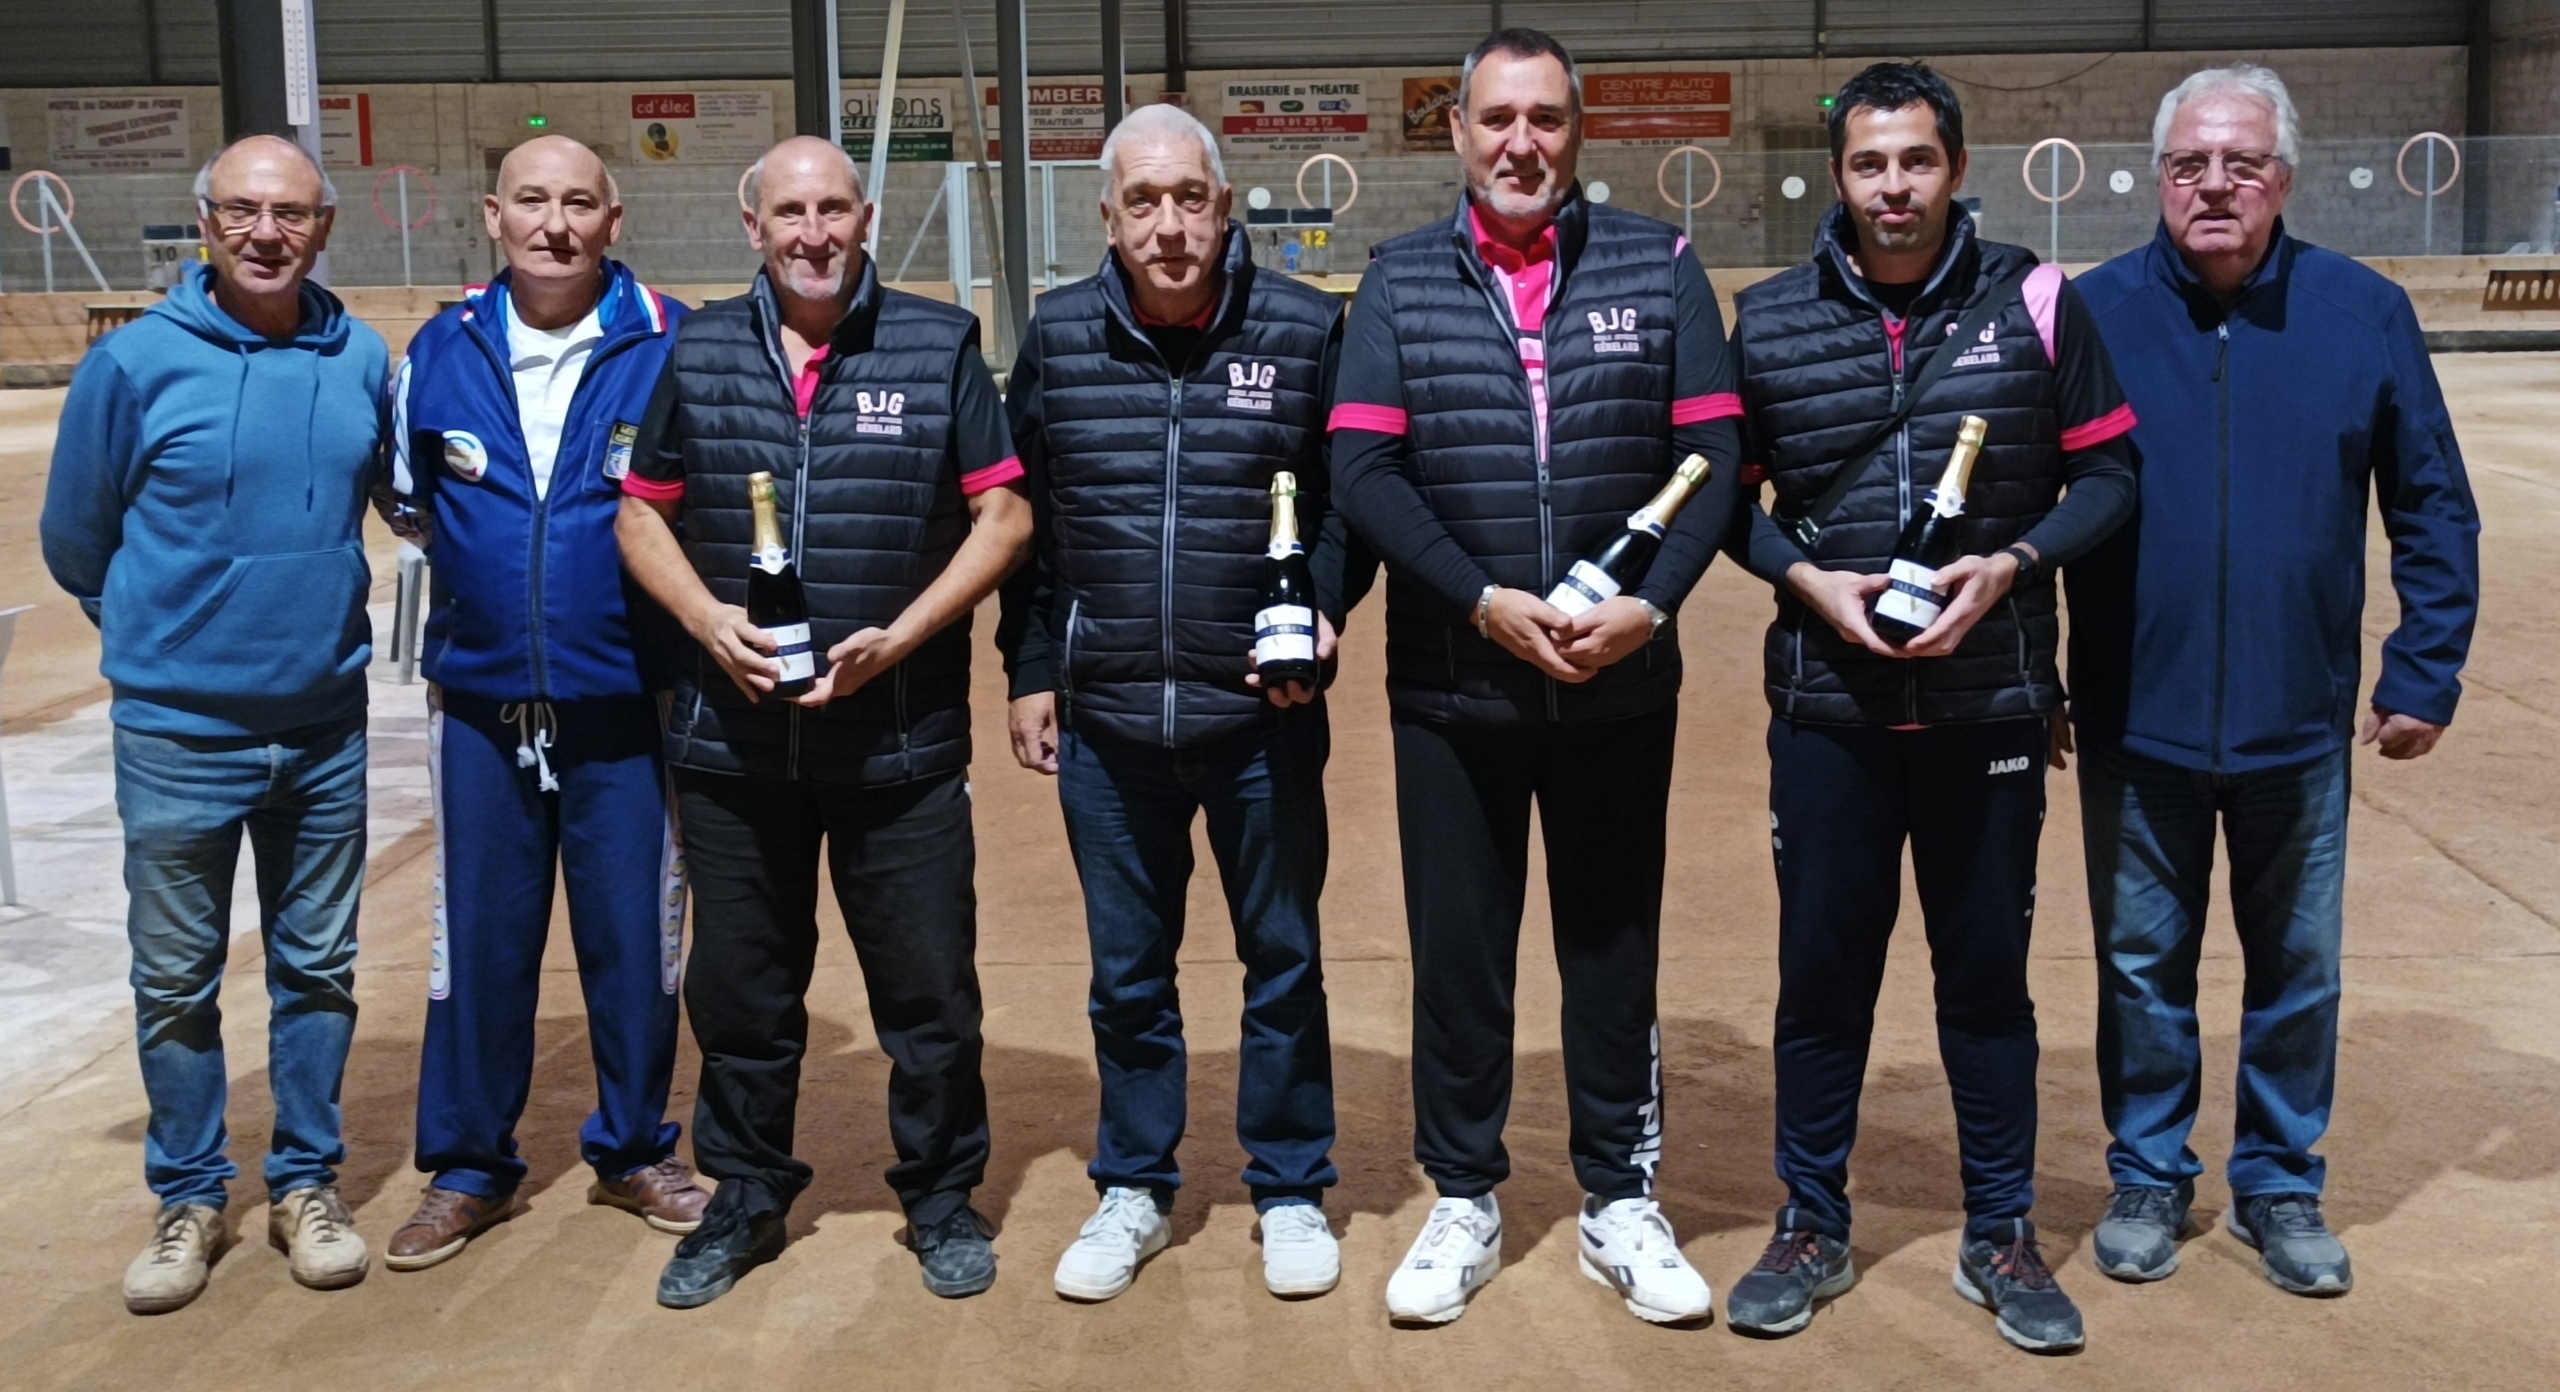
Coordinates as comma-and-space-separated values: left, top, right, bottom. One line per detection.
1057, 710, 1336, 1211
2078, 737, 2349, 1198
115, 717, 367, 1208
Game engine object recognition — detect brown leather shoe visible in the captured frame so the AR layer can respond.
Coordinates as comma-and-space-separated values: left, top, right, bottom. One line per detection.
384, 1185, 514, 1272
591, 1156, 712, 1234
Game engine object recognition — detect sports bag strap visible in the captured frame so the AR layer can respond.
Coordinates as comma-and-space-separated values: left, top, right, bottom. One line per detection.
1781, 261, 2038, 551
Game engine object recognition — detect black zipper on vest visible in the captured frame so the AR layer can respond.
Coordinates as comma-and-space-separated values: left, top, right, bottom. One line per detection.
755, 297, 813, 781
1460, 254, 1560, 720
1161, 373, 1184, 746
2211, 317, 2232, 773
1889, 315, 1918, 727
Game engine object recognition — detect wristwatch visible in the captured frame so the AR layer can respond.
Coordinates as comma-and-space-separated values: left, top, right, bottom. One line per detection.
1472, 584, 1498, 638
1634, 598, 1670, 639
1998, 544, 2041, 588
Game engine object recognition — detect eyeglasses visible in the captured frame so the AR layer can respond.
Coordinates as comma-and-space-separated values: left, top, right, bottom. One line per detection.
200, 199, 325, 235
2159, 149, 2285, 188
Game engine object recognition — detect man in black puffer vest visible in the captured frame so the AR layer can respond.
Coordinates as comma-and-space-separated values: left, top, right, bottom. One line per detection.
1330, 30, 1744, 1328
616, 138, 1031, 1308
998, 106, 1365, 1304
1717, 65, 2136, 1353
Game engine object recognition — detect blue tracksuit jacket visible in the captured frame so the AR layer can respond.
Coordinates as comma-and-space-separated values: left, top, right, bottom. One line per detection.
394, 262, 686, 701
2068, 223, 2481, 774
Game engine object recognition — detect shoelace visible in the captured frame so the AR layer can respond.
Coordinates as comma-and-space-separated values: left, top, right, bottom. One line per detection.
1262, 1206, 1329, 1246
1080, 1190, 1156, 1249
631, 1156, 695, 1193
1753, 1230, 1822, 1275
404, 1187, 474, 1232
2257, 1196, 2329, 1238
1592, 1198, 1673, 1254
500, 701, 560, 793
147, 1208, 209, 1265
1987, 1234, 2059, 1292
2107, 1187, 2180, 1227
293, 1189, 357, 1247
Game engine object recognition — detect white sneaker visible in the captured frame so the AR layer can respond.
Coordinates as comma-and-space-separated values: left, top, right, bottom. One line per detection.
268, 1185, 370, 1290
1385, 1195, 1502, 1324
125, 1203, 224, 1314
1053, 1187, 1170, 1301
1578, 1194, 1712, 1323
1258, 1203, 1340, 1297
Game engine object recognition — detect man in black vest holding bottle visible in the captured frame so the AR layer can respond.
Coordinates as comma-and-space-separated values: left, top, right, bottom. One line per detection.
998, 103, 1362, 1304
1721, 64, 2136, 1352
616, 136, 1031, 1308
1329, 28, 1744, 1327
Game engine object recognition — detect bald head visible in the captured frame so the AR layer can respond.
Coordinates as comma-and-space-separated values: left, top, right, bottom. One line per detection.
485, 134, 623, 321
741, 136, 871, 308
193, 134, 334, 315
194, 133, 334, 210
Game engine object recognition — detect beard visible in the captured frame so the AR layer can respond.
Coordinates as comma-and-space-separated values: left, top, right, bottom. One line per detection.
780, 255, 848, 300
1471, 158, 1571, 223
1858, 203, 1936, 255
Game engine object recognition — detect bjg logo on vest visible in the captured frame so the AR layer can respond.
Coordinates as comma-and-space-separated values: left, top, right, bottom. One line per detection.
1588, 306, 1642, 355
1225, 360, 1278, 413
855, 390, 907, 437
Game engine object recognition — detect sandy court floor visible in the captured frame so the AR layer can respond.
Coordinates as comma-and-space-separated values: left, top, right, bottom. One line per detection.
0, 355, 2553, 1390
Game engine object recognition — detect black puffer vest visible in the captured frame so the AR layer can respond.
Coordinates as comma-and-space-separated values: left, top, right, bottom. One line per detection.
1734, 207, 2064, 726
1363, 193, 1685, 726
1027, 226, 1338, 747
661, 263, 980, 786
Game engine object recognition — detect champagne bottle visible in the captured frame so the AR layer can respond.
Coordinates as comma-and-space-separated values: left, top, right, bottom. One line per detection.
746, 471, 817, 698
1545, 453, 1713, 617
1868, 414, 1989, 646
1252, 471, 1320, 691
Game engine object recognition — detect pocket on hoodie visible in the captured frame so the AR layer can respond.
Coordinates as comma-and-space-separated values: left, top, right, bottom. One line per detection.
160, 546, 372, 689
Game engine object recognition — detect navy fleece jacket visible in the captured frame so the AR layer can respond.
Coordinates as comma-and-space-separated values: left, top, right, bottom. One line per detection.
41, 263, 389, 738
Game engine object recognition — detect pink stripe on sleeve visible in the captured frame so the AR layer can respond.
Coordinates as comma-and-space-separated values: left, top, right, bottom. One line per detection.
1327, 402, 1410, 435
620, 473, 685, 501
960, 456, 1025, 495
2059, 402, 2138, 452
1670, 391, 1744, 426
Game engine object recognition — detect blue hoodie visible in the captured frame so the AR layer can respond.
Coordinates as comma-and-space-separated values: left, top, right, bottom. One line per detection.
41, 262, 390, 739
2069, 224, 2480, 774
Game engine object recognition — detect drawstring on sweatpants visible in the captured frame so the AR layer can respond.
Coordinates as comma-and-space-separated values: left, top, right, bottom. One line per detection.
499, 702, 560, 793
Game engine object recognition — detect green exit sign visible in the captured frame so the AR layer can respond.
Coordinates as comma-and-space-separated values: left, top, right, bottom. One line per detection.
526, 114, 549, 129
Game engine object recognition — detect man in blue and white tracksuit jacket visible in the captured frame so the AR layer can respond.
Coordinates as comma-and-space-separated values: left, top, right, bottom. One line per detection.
381, 138, 706, 1269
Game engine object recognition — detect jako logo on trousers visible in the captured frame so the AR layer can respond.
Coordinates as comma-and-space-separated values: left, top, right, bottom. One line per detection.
1225, 359, 1277, 412
854, 390, 906, 437
1988, 755, 2033, 774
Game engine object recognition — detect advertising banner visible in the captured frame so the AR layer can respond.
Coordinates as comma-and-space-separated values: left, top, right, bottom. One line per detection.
980, 84, 1122, 163
1218, 79, 1366, 154
1583, 72, 1733, 146
46, 95, 193, 173
630, 91, 777, 166
842, 85, 957, 162
1400, 75, 1459, 153
319, 93, 373, 168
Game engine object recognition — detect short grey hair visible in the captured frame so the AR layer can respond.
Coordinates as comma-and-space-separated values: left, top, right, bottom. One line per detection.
2153, 64, 2301, 167
193, 134, 338, 208
741, 141, 866, 211
1098, 103, 1226, 190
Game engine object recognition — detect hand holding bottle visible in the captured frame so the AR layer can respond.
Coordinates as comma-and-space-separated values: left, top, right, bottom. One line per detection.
794, 623, 913, 707
688, 602, 786, 700
1893, 549, 2022, 658
1245, 611, 1340, 707
1553, 597, 1652, 671
1786, 563, 1900, 657
1485, 588, 1590, 682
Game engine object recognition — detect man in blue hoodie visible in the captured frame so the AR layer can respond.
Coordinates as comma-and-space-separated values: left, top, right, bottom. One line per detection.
2069, 66, 2481, 1298
379, 135, 707, 1274
42, 134, 387, 1314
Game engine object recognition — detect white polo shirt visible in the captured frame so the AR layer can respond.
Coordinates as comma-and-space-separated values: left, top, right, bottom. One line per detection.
505, 297, 606, 500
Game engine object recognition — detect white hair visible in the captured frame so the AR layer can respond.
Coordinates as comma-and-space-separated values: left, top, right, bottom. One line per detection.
193, 134, 338, 208
1098, 103, 1226, 191
2153, 64, 2301, 167
741, 141, 866, 211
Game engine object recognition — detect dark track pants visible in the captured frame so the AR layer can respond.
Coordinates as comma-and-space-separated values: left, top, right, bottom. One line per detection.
417, 693, 684, 1199
1766, 716, 2049, 1243
676, 767, 989, 1227
1392, 706, 1676, 1201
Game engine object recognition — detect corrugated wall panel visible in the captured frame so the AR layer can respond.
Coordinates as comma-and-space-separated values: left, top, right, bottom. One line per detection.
1510, 2, 1815, 60
840, 2, 1170, 80
319, 0, 489, 83
2152, 1, 2469, 49
1186, 1, 1497, 70
0, 0, 151, 86
493, 0, 793, 81
1827, 0, 2144, 56
153, 0, 224, 85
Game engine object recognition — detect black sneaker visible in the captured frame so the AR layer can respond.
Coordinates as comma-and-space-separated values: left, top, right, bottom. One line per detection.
910, 1205, 998, 1298
1954, 1221, 2085, 1353
1726, 1217, 1855, 1337
2226, 1193, 2352, 1296
656, 1192, 787, 1309
2091, 1181, 2193, 1282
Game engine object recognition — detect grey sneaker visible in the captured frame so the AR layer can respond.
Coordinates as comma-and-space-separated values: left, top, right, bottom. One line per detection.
2226, 1194, 2352, 1296
1954, 1221, 2085, 1353
2092, 1181, 2193, 1282
1726, 1221, 1855, 1336
125, 1203, 225, 1315
910, 1206, 997, 1299
268, 1185, 369, 1290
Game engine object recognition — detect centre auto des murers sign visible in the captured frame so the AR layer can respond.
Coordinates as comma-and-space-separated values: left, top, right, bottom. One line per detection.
1582, 72, 1733, 146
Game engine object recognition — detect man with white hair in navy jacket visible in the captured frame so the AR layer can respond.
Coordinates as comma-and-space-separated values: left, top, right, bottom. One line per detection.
2068, 64, 2480, 1298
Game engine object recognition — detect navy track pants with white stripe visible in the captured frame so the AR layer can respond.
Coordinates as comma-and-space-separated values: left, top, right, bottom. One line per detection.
416, 690, 686, 1198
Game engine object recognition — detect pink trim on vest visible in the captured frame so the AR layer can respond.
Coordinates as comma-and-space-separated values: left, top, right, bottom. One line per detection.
2024, 263, 2065, 367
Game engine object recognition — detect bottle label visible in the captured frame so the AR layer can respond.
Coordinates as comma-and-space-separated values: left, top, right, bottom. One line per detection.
1545, 559, 1621, 618
1873, 559, 1947, 629
763, 622, 816, 681
755, 544, 789, 574
1267, 539, 1305, 561
1253, 604, 1317, 665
